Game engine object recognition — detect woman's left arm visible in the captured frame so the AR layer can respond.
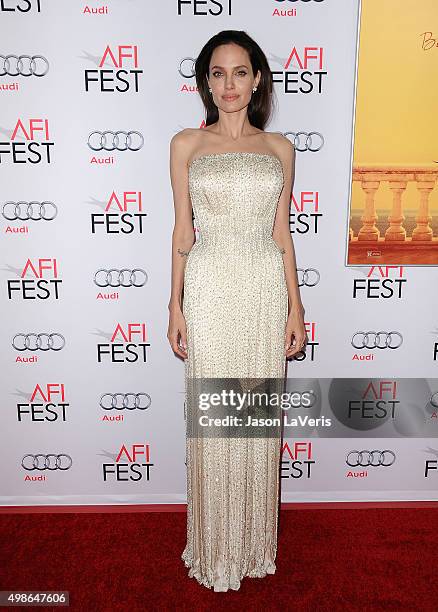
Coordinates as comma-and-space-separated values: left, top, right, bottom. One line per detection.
272, 135, 308, 357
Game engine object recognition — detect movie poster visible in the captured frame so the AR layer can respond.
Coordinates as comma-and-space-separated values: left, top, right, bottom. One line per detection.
346, 0, 438, 265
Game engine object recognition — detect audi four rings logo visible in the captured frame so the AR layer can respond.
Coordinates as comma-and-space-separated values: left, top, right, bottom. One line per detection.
21, 454, 72, 470
2, 201, 57, 221
346, 450, 396, 467
88, 131, 144, 151
283, 132, 324, 152
94, 269, 148, 287
430, 392, 438, 407
100, 393, 152, 410
351, 332, 403, 349
178, 57, 196, 79
12, 333, 66, 351
297, 268, 320, 287
0, 54, 49, 77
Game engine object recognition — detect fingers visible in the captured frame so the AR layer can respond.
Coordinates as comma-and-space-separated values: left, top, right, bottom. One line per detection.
168, 330, 188, 360
285, 331, 307, 358
180, 329, 187, 353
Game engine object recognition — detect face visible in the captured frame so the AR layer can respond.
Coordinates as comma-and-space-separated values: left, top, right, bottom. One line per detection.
207, 43, 261, 111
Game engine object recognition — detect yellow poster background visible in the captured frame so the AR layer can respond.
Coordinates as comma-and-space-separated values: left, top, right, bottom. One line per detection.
347, 0, 438, 264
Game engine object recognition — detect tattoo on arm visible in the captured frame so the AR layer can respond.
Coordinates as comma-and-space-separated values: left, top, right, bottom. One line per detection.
178, 248, 190, 257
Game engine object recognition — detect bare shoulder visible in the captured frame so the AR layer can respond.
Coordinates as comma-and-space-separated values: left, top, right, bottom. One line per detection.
170, 127, 199, 150
266, 131, 295, 160
170, 128, 203, 165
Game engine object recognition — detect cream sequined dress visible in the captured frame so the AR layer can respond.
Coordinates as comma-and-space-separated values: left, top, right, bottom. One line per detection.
182, 151, 288, 592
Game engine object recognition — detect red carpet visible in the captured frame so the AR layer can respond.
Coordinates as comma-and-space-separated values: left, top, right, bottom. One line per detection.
1, 506, 437, 611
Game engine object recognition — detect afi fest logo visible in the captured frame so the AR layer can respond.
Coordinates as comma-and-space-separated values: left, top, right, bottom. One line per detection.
90, 190, 146, 234
272, 46, 327, 94
0, 0, 42, 12
432, 329, 438, 362
16, 383, 69, 422
97, 323, 150, 363
290, 181, 321, 234
102, 444, 153, 482
7, 258, 62, 300
281, 441, 315, 479
352, 266, 407, 299
424, 448, 437, 478
0, 118, 54, 164
176, 0, 232, 16
84, 45, 142, 92
347, 380, 401, 422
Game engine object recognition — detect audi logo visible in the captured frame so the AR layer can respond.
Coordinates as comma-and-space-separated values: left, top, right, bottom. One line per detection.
431, 392, 438, 408
346, 450, 396, 467
283, 131, 324, 152
0, 54, 49, 77
12, 333, 66, 351
94, 269, 148, 288
297, 268, 320, 287
21, 454, 73, 471
88, 131, 144, 151
100, 393, 152, 410
351, 331, 403, 350
2, 201, 57, 221
178, 57, 196, 79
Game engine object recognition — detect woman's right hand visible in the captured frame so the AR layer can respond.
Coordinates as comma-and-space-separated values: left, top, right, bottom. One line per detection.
167, 306, 188, 360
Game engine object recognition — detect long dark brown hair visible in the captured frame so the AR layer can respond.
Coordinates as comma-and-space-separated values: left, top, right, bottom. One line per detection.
194, 30, 275, 130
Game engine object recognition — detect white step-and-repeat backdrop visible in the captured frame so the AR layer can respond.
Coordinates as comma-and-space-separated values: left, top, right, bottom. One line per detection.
1, 0, 437, 506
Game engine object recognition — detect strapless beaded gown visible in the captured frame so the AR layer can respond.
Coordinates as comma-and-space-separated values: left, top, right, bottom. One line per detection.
182, 152, 288, 592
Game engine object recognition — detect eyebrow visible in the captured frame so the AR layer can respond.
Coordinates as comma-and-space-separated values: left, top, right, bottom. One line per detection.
210, 64, 249, 70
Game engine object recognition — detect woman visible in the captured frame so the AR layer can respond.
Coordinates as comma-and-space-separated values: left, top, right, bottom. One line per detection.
168, 30, 306, 592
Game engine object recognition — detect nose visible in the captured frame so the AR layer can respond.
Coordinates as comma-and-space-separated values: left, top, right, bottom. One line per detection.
224, 75, 235, 89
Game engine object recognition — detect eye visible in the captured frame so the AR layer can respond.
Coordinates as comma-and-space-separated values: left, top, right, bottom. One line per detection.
237, 70, 247, 76
212, 71, 223, 78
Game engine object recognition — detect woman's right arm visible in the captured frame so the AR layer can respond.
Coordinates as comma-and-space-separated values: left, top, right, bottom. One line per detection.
167, 129, 195, 359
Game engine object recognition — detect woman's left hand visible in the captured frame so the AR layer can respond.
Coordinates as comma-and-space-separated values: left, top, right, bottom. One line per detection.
284, 308, 307, 358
